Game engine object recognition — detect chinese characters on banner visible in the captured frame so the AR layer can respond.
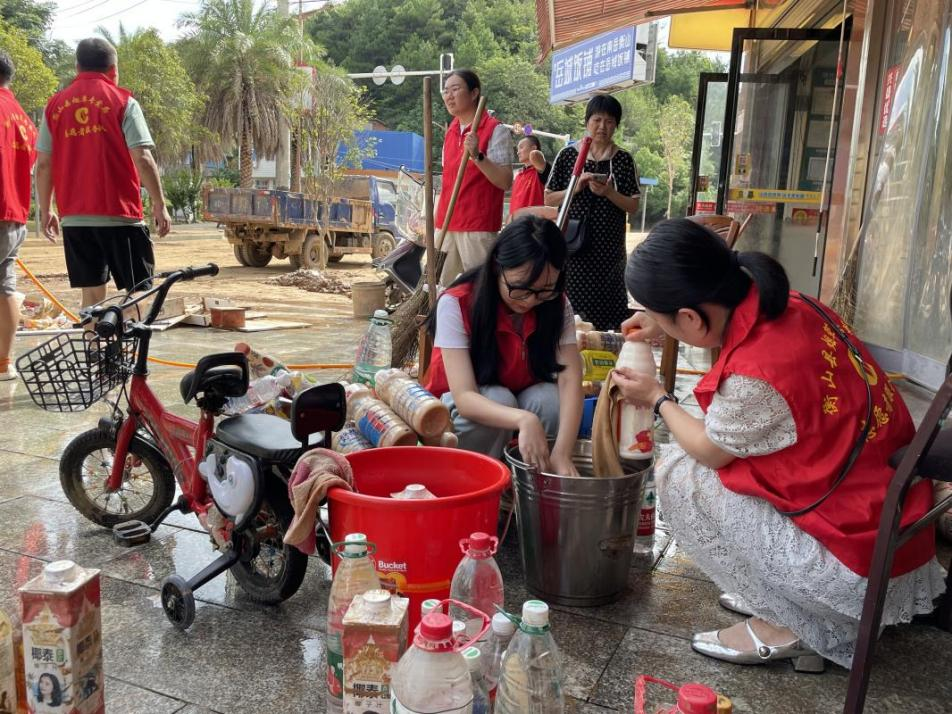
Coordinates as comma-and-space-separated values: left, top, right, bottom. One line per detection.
550, 26, 637, 104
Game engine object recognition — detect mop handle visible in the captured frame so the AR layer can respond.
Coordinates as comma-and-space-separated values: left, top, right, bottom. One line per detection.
556, 136, 593, 232
435, 96, 488, 253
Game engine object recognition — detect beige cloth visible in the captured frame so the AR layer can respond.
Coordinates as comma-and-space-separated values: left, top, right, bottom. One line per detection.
439, 230, 498, 285
284, 448, 353, 554
591, 373, 626, 477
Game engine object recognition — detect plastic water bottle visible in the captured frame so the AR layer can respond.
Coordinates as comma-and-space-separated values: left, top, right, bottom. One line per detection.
484, 612, 517, 706
450, 533, 504, 642
633, 469, 658, 556
354, 309, 393, 385
463, 647, 491, 714
326, 533, 381, 713
391, 612, 473, 713
421, 599, 441, 619
224, 371, 292, 414
495, 601, 564, 714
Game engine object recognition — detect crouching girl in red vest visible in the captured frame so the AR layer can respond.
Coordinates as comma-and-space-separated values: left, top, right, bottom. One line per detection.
614, 218, 945, 671
425, 216, 583, 475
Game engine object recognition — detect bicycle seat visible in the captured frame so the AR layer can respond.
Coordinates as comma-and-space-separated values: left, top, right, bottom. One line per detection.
215, 414, 314, 463
180, 353, 249, 404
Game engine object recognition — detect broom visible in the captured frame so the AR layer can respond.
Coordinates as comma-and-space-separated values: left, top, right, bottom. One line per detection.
391, 95, 488, 368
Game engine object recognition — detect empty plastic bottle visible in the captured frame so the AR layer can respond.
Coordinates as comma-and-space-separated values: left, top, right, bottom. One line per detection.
463, 647, 491, 714
224, 371, 292, 414
450, 533, 504, 643
354, 309, 393, 385
484, 612, 517, 706
495, 601, 564, 714
421, 599, 441, 619
391, 612, 474, 713
326, 533, 381, 713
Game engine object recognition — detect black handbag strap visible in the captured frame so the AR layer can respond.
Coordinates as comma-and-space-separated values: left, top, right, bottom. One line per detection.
775, 293, 875, 517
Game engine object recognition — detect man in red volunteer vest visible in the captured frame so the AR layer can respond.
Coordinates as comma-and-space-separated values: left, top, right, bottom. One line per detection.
35, 38, 171, 308
0, 51, 37, 381
436, 70, 513, 284
507, 135, 550, 219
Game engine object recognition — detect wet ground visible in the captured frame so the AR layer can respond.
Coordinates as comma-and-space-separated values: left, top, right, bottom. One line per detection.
2, 233, 951, 712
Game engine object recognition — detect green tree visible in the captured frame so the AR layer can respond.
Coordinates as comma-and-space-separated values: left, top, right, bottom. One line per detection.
291, 64, 375, 267
178, 0, 313, 186
0, 20, 56, 113
658, 96, 695, 218
94, 26, 205, 164
308, 0, 579, 141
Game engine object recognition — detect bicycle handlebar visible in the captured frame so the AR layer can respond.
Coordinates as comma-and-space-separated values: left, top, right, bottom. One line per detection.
85, 263, 220, 334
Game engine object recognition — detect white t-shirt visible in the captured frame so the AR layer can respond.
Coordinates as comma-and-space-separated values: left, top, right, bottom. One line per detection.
434, 294, 577, 350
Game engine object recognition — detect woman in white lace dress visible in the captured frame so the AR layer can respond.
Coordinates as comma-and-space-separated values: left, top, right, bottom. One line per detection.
613, 219, 946, 671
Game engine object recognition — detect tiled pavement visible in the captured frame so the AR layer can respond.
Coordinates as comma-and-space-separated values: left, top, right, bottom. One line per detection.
1, 326, 950, 713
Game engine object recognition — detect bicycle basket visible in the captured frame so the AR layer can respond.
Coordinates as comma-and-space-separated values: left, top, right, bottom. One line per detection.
16, 331, 138, 412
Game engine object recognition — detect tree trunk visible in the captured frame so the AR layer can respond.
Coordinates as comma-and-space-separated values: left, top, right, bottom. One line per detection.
666, 177, 674, 219
290, 129, 301, 192
239, 121, 253, 188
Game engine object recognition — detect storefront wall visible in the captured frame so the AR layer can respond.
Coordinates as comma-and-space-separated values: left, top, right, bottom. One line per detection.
852, 0, 952, 389
750, 0, 870, 301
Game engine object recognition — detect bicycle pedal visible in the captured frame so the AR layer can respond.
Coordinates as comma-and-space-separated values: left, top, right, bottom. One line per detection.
113, 520, 152, 547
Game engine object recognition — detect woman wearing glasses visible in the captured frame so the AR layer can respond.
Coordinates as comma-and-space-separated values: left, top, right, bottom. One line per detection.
425, 216, 583, 475
437, 69, 513, 284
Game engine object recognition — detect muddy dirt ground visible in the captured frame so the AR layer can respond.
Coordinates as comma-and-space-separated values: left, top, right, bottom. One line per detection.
17, 222, 375, 325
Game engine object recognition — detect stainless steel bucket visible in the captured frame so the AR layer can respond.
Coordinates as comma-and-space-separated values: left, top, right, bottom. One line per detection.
504, 440, 651, 607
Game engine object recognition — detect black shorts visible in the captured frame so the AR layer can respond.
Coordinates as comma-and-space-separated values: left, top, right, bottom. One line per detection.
63, 225, 155, 291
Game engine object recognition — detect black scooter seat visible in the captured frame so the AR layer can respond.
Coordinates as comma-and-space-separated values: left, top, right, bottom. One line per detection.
216, 413, 316, 463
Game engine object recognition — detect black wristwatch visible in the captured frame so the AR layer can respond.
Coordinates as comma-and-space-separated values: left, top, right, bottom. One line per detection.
475, 151, 485, 162
653, 392, 678, 417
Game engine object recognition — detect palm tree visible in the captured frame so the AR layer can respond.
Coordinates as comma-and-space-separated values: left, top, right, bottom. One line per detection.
178, 0, 307, 187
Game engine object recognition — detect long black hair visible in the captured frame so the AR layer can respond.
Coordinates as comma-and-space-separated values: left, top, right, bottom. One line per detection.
432, 215, 567, 385
625, 218, 790, 325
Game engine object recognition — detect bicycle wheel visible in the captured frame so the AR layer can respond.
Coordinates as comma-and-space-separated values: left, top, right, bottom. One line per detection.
60, 427, 175, 528
231, 477, 308, 604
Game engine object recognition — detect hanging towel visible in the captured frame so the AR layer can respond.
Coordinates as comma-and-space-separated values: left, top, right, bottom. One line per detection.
591, 373, 626, 477
284, 448, 354, 554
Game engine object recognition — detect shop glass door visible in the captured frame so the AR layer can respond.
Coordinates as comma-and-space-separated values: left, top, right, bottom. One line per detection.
717, 25, 850, 297
688, 72, 727, 215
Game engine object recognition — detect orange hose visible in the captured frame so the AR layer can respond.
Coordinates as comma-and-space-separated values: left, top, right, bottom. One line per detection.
15, 258, 81, 322
16, 258, 354, 371
13, 259, 910, 381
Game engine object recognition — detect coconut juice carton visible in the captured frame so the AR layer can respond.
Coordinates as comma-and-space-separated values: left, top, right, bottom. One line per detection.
342, 589, 409, 713
19, 561, 104, 714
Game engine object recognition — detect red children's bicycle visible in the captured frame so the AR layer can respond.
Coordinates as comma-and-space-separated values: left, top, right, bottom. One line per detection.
17, 264, 346, 630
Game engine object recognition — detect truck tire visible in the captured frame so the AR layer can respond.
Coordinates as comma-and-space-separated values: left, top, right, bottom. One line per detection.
372, 231, 396, 260
234, 241, 273, 268
300, 233, 328, 270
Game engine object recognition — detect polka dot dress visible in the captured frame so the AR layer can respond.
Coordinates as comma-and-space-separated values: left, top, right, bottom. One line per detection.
547, 146, 640, 331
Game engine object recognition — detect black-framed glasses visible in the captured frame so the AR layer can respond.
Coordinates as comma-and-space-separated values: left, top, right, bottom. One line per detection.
500, 272, 561, 302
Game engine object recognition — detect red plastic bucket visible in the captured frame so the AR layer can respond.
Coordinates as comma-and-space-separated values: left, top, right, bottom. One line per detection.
330, 446, 510, 632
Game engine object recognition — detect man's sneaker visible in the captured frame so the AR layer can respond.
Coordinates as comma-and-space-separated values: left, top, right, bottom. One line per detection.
0, 365, 17, 381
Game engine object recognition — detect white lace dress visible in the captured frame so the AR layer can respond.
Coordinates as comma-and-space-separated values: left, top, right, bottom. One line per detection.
658, 375, 947, 668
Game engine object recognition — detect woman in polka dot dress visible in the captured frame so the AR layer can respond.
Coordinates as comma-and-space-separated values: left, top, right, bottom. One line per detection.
545, 95, 640, 331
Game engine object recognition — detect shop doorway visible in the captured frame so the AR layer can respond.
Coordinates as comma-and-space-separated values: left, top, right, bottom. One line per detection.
692, 25, 850, 296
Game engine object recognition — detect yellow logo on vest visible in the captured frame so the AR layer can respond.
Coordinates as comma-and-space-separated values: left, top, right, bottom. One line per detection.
74, 107, 89, 124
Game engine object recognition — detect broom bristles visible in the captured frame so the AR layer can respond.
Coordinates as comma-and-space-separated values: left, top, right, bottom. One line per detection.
390, 251, 448, 368
829, 234, 861, 325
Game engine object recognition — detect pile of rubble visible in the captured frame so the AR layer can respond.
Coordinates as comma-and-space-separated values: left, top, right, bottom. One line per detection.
265, 270, 351, 297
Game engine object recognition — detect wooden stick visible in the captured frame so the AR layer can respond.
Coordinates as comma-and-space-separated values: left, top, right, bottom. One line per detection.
434, 95, 487, 254
423, 77, 436, 308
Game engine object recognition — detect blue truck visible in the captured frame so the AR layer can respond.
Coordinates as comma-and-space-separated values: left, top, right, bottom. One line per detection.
203, 175, 403, 269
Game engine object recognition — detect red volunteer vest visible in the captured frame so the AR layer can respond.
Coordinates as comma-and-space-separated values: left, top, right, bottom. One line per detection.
695, 287, 934, 577
45, 72, 143, 219
508, 165, 545, 216
0, 87, 37, 223
425, 282, 540, 398
436, 113, 504, 232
